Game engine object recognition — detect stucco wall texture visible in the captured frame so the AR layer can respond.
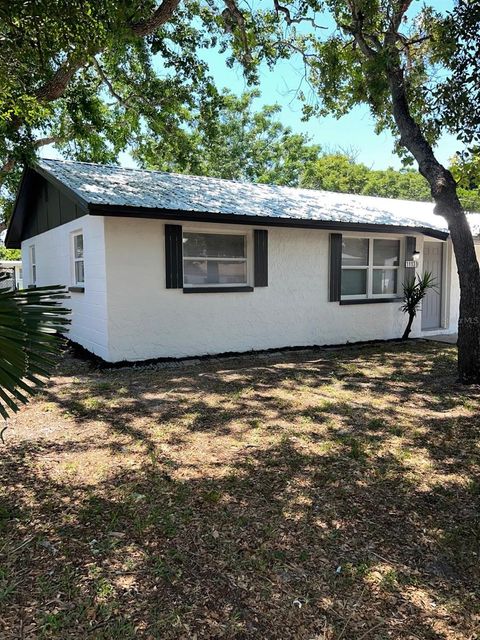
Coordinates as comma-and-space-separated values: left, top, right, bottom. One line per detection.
23, 215, 459, 363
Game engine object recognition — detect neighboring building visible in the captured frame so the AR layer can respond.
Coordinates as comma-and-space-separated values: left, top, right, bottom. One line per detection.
5, 159, 480, 362
0, 260, 23, 290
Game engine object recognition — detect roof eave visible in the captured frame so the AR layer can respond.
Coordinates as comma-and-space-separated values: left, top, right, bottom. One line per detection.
88, 203, 449, 240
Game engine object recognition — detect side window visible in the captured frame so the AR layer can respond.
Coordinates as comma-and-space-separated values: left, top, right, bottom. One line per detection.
29, 245, 36, 285
72, 232, 85, 285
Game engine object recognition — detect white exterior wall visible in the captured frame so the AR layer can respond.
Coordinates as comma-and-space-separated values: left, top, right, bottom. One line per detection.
443, 240, 480, 334
21, 215, 109, 360
103, 217, 429, 362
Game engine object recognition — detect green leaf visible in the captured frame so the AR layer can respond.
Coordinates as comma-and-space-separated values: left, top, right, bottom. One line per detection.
0, 284, 70, 418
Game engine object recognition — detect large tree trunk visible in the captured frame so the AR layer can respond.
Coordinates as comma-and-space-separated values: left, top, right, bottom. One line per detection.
388, 66, 480, 383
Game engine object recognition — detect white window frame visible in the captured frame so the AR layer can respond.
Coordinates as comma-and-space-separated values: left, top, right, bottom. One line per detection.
29, 245, 36, 285
71, 231, 85, 286
182, 229, 249, 289
341, 236, 404, 300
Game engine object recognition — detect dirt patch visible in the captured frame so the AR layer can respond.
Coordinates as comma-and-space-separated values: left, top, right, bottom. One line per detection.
1, 342, 479, 638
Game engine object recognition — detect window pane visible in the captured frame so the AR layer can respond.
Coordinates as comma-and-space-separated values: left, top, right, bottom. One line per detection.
183, 233, 245, 258
184, 260, 247, 285
373, 239, 399, 266
342, 238, 369, 266
74, 234, 84, 259
341, 269, 367, 296
373, 269, 397, 294
75, 260, 85, 284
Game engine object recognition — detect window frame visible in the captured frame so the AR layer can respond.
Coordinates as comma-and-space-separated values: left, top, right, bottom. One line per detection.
71, 231, 85, 286
182, 228, 249, 289
341, 236, 403, 301
29, 245, 36, 285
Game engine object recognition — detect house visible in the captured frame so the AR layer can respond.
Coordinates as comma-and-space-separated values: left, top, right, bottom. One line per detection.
0, 260, 23, 290
5, 159, 480, 363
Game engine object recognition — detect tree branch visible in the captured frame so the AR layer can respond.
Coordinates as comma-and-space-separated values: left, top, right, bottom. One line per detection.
390, 1, 413, 32
93, 57, 132, 107
130, 0, 181, 37
0, 136, 61, 186
34, 56, 86, 103
273, 0, 326, 29
341, 1, 379, 59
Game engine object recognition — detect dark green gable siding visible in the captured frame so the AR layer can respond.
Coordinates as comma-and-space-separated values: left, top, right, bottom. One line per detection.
22, 178, 84, 242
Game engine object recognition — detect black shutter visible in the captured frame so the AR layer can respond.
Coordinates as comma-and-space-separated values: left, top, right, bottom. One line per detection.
329, 233, 342, 302
405, 236, 416, 284
165, 224, 183, 288
254, 229, 268, 287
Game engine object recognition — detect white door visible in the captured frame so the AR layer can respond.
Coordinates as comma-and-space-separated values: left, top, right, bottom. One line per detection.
422, 242, 443, 330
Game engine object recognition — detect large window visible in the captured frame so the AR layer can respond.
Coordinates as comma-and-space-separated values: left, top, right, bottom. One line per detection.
183, 232, 248, 287
72, 232, 85, 285
341, 237, 401, 299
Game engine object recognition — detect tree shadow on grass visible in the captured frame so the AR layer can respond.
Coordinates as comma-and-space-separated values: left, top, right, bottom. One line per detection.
1, 440, 479, 637
1, 340, 479, 638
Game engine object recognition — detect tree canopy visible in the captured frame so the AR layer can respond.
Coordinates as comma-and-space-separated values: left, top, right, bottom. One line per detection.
136, 89, 321, 185
0, 0, 249, 217
301, 153, 480, 211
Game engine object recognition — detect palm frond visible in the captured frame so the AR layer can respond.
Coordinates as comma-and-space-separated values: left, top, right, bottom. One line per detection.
0, 277, 70, 420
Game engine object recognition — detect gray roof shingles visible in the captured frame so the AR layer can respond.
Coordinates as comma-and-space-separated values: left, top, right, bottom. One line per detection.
38, 159, 480, 235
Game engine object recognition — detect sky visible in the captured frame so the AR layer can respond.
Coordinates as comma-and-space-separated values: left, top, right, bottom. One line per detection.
196, 0, 459, 171
41, 0, 459, 172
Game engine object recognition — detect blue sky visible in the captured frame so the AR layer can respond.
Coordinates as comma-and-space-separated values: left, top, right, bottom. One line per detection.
197, 0, 459, 171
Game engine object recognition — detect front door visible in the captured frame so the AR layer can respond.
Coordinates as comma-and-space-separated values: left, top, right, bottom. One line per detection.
421, 242, 443, 330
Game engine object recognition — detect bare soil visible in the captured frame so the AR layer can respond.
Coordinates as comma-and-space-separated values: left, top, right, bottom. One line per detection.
0, 341, 479, 639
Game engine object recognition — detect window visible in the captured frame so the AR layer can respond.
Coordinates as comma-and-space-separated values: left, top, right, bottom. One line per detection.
183, 231, 247, 287
341, 237, 401, 299
29, 245, 36, 285
72, 232, 85, 285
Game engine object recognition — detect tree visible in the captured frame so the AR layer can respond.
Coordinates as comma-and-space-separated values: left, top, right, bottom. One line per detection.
0, 247, 21, 261
301, 153, 369, 193
300, 153, 432, 201
253, 0, 480, 383
136, 89, 321, 185
0, 0, 251, 222
300, 152, 480, 208
450, 150, 480, 211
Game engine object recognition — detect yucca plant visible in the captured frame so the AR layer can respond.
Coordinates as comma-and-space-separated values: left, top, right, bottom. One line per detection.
0, 274, 70, 430
401, 271, 436, 340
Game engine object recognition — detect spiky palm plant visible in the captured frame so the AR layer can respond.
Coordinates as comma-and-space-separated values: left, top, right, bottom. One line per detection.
401, 271, 436, 340
0, 275, 70, 427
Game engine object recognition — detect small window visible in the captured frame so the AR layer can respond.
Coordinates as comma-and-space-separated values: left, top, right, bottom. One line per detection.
341, 237, 401, 299
72, 232, 85, 285
183, 232, 247, 287
29, 245, 36, 285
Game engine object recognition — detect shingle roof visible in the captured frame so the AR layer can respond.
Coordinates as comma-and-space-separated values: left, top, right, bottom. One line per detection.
37, 159, 480, 235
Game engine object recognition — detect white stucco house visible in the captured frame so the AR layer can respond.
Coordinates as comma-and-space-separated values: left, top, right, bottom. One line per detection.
5, 159, 480, 363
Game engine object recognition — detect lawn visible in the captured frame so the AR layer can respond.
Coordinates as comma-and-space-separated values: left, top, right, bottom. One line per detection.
1, 341, 479, 639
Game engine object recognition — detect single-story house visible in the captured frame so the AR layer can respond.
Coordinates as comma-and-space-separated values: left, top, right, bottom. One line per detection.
5, 159, 480, 362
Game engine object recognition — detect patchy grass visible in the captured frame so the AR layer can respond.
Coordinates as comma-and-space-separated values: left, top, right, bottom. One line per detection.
1, 341, 479, 639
